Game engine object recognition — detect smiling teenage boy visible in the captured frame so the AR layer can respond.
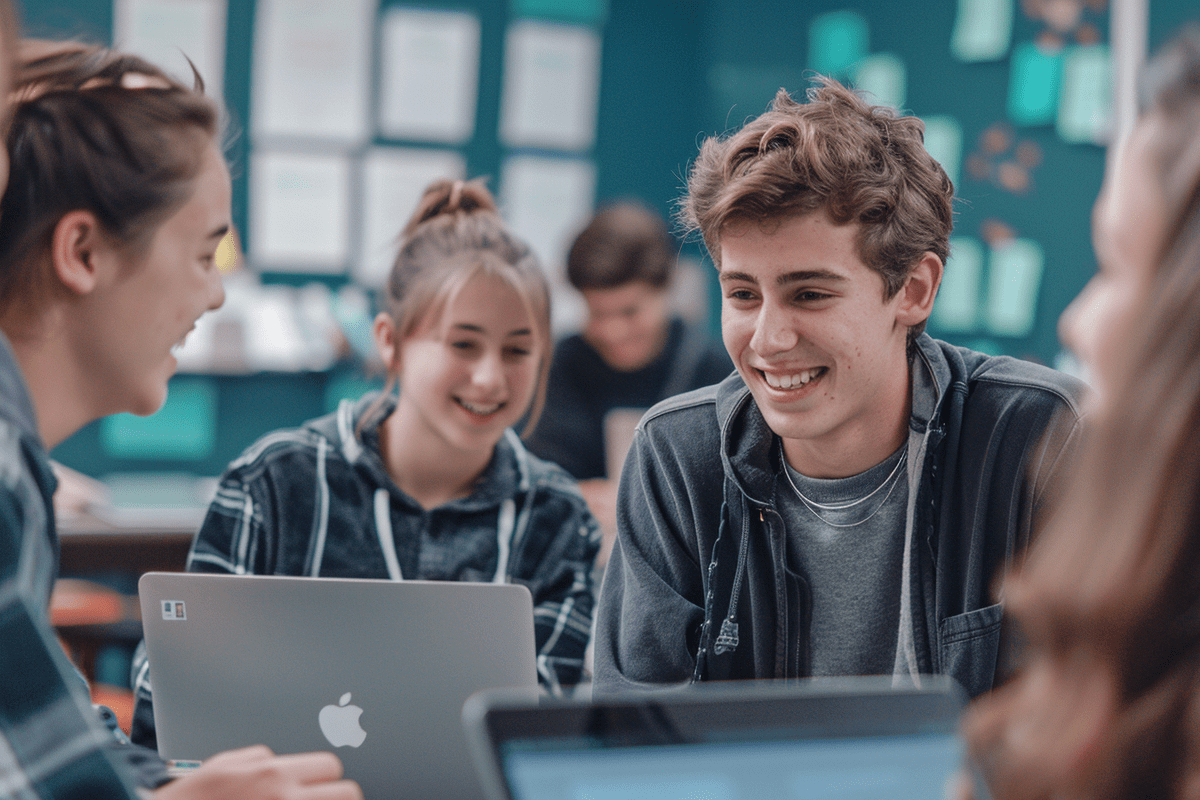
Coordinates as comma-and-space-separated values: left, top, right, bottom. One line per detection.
593, 80, 1085, 698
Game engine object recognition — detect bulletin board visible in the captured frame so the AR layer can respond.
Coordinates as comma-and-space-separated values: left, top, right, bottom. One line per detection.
17, 0, 1197, 479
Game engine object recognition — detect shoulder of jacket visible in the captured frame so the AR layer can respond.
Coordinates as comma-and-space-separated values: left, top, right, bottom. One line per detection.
639, 383, 721, 429
225, 426, 339, 476
962, 354, 1086, 421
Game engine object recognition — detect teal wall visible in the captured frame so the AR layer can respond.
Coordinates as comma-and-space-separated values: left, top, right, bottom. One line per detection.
17, 0, 1198, 478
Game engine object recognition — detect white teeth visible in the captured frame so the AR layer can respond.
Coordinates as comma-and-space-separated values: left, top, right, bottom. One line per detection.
172, 327, 194, 354
763, 368, 821, 390
458, 399, 502, 415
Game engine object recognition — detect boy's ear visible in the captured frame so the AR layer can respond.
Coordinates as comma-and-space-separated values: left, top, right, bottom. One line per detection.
895, 251, 944, 328
50, 210, 109, 295
372, 312, 399, 368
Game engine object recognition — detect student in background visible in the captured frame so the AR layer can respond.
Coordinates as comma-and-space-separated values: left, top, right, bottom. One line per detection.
524, 202, 731, 564
962, 24, 1200, 800
132, 178, 600, 746
0, 35, 360, 800
594, 79, 1085, 697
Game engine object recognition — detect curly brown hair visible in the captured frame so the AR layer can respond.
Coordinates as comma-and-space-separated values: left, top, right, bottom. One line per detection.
680, 77, 953, 335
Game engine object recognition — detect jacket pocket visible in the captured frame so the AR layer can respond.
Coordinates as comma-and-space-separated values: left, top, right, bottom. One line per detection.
938, 602, 1003, 698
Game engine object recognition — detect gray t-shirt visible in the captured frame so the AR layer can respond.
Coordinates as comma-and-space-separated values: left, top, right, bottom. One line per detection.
776, 442, 908, 677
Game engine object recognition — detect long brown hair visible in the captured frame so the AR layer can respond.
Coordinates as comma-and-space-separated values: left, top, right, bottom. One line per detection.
0, 40, 219, 315
371, 178, 552, 435
965, 25, 1200, 800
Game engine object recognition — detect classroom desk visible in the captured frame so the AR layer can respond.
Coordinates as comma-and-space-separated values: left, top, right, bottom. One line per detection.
57, 512, 198, 576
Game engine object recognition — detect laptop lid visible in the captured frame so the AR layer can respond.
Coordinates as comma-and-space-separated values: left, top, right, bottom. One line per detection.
139, 572, 538, 800
463, 677, 989, 800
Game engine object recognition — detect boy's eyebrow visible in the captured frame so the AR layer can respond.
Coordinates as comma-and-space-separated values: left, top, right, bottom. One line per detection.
718, 268, 846, 285
777, 269, 846, 285
208, 224, 230, 240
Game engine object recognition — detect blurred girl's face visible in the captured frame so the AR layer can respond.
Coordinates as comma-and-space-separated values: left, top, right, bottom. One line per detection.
1058, 118, 1170, 412
393, 272, 543, 459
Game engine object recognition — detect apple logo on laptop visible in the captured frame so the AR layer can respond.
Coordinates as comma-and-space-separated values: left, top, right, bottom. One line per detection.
318, 692, 367, 748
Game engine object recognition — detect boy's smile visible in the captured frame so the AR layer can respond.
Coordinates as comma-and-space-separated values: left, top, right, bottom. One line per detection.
718, 210, 935, 478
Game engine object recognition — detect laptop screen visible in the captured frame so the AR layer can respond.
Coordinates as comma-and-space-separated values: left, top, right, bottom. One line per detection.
466, 678, 983, 800
501, 732, 963, 800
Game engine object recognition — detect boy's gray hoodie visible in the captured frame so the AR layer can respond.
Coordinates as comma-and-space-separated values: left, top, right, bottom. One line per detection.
594, 334, 1084, 698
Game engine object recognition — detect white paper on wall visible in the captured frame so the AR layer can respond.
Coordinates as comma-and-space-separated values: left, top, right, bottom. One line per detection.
501, 155, 596, 333
251, 0, 375, 144
356, 147, 467, 288
499, 21, 601, 152
113, 0, 227, 99
378, 8, 480, 144
249, 149, 352, 273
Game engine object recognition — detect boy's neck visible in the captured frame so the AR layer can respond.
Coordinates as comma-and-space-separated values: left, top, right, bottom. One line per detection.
779, 375, 913, 480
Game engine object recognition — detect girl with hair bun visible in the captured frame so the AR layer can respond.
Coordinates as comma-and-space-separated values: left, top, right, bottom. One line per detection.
0, 35, 361, 800
132, 177, 600, 745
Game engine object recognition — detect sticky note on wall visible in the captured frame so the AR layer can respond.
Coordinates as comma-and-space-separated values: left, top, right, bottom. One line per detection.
985, 238, 1044, 337
1057, 44, 1112, 145
922, 115, 964, 187
808, 11, 868, 78
933, 236, 984, 332
853, 53, 906, 110
1008, 42, 1063, 126
950, 0, 1013, 62
100, 379, 217, 460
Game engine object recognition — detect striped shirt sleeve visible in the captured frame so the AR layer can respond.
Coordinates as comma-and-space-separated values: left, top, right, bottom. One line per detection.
0, 428, 138, 799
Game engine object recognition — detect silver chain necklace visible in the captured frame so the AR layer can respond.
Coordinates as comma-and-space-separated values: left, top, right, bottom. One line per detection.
780, 447, 908, 529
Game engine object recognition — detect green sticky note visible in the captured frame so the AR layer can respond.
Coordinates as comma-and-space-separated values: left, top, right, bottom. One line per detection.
933, 236, 984, 333
512, 0, 606, 24
1057, 44, 1111, 144
100, 378, 216, 460
808, 10, 868, 78
986, 238, 1044, 337
951, 0, 1013, 62
922, 115, 963, 187
852, 53, 906, 110
1008, 42, 1063, 126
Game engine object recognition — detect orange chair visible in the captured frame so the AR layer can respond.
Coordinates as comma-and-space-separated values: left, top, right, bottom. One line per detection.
50, 578, 141, 734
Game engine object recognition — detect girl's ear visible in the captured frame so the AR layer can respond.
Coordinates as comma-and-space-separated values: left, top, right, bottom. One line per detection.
51, 210, 111, 295
373, 312, 399, 368
895, 251, 944, 328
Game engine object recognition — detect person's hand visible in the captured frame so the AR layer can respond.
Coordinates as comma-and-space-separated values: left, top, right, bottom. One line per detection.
154, 745, 362, 800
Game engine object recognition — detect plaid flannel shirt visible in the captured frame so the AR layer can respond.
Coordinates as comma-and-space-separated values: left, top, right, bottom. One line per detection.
133, 392, 600, 747
0, 333, 140, 800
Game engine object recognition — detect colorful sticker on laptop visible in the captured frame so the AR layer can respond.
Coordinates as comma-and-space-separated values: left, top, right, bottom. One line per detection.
162, 600, 187, 620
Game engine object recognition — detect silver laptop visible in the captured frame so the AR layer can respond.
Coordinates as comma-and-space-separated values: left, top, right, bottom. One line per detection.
139, 572, 538, 800
463, 676, 989, 800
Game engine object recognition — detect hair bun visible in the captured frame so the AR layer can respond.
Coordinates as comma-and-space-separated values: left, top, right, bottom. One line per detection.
403, 177, 498, 237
